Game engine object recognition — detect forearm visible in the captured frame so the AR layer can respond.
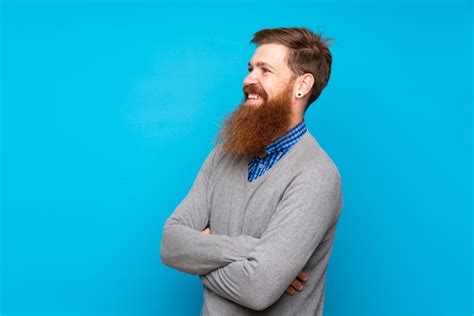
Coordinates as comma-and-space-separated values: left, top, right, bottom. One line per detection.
199, 170, 342, 310
199, 250, 300, 310
160, 223, 260, 275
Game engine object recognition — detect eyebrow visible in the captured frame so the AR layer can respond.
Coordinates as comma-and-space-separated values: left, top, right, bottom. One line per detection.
247, 61, 276, 71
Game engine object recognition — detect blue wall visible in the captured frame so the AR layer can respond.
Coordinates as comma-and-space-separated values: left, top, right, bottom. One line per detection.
1, 0, 472, 315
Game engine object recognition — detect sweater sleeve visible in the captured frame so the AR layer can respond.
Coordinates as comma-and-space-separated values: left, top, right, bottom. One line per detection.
199, 168, 343, 311
160, 147, 260, 275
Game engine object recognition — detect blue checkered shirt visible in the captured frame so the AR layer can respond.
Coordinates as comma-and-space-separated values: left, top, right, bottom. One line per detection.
248, 120, 307, 182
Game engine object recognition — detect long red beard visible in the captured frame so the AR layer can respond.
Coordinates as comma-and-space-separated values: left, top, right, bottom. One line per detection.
215, 82, 294, 160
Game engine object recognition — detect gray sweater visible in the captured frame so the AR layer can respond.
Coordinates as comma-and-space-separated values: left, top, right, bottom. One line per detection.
160, 131, 343, 315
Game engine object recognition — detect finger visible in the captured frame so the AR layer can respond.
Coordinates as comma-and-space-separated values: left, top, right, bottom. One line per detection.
297, 271, 308, 282
291, 279, 304, 291
285, 287, 296, 295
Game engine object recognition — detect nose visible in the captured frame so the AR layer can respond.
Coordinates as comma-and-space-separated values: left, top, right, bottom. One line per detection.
243, 70, 258, 86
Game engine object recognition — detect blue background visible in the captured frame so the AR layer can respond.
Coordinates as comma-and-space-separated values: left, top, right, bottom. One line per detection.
1, 0, 472, 315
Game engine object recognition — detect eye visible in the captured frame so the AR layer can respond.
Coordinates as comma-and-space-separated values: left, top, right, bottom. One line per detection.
262, 68, 269, 73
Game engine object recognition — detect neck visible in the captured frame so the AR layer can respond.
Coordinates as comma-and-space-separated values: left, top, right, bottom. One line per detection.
288, 114, 304, 130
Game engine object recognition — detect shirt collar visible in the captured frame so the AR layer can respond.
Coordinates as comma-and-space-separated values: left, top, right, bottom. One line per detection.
265, 119, 307, 155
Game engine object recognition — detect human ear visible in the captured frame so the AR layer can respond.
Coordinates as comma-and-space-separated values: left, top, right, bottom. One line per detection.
295, 73, 315, 98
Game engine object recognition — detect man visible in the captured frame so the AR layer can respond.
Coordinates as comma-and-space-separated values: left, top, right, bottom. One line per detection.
160, 27, 343, 315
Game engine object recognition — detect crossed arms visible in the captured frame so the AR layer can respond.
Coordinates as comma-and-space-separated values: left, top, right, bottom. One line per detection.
160, 149, 342, 311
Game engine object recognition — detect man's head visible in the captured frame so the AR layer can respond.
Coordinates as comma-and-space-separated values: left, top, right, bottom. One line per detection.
216, 27, 333, 160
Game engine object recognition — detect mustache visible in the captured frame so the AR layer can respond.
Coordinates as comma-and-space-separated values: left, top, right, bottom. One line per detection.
242, 85, 268, 100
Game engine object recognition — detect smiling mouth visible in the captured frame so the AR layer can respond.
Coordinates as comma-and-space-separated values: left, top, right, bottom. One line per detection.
245, 93, 263, 101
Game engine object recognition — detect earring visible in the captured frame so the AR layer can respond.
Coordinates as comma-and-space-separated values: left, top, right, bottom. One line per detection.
296, 91, 303, 98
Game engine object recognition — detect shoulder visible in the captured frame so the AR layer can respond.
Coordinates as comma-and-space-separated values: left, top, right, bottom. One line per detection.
207, 141, 242, 169
201, 142, 237, 177
286, 133, 343, 218
292, 132, 342, 187
203, 142, 226, 164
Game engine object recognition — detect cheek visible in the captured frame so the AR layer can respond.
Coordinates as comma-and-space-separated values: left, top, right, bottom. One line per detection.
265, 87, 282, 101
260, 83, 274, 99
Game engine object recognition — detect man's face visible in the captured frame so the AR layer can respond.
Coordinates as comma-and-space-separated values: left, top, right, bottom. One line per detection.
216, 43, 298, 160
243, 43, 296, 108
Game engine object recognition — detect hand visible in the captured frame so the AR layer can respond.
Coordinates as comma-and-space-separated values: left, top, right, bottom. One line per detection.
285, 271, 308, 296
202, 227, 212, 235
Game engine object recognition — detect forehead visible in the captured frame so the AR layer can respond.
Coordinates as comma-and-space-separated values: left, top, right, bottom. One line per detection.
249, 43, 290, 71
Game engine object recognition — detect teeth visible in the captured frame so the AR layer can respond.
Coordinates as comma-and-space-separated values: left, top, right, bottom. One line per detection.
248, 94, 261, 100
